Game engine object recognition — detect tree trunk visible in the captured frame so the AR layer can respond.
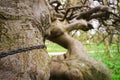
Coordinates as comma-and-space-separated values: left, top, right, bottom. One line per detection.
47, 20, 111, 80
0, 0, 51, 80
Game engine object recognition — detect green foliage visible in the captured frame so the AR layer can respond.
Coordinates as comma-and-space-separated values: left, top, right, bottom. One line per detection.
89, 53, 120, 80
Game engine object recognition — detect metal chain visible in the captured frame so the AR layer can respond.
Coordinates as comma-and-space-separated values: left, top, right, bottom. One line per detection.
0, 45, 46, 58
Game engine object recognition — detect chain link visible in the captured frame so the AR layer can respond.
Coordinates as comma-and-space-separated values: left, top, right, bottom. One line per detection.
0, 45, 46, 58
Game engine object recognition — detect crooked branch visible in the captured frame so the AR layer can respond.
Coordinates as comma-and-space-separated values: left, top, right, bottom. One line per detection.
65, 19, 93, 32
76, 6, 109, 20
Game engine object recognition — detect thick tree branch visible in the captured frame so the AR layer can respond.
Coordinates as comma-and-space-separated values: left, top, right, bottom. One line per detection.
89, 12, 109, 19
46, 20, 88, 57
65, 19, 93, 32
76, 6, 109, 20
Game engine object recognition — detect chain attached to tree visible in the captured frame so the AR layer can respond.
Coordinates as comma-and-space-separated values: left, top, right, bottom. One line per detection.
0, 45, 46, 58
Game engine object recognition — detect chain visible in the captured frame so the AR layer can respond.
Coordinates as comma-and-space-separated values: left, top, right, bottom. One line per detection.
0, 45, 46, 58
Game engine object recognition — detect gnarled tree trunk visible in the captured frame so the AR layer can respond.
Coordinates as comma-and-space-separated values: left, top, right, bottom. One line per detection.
0, 0, 51, 80
47, 20, 111, 80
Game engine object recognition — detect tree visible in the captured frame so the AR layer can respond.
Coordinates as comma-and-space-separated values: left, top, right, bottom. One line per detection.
0, 0, 119, 80
0, 0, 51, 80
47, 17, 111, 80
48, 0, 120, 80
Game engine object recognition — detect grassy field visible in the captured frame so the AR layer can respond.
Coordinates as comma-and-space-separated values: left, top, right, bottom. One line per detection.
89, 53, 120, 80
46, 43, 120, 80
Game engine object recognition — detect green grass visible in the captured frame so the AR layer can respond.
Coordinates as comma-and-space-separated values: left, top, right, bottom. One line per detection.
89, 52, 120, 80
86, 44, 118, 51
46, 43, 118, 52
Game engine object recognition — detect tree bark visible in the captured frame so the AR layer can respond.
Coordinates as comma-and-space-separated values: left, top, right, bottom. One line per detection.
0, 0, 51, 80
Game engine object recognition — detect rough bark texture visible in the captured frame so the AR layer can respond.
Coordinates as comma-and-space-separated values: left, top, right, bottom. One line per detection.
47, 20, 111, 80
0, 0, 51, 80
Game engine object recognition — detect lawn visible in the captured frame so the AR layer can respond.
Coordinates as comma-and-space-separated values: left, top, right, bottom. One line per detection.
46, 43, 120, 80
89, 52, 120, 80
